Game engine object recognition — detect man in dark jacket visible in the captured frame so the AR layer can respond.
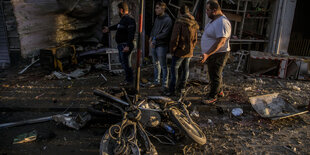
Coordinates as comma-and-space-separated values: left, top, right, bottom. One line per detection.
149, 2, 173, 91
166, 5, 199, 95
103, 2, 136, 86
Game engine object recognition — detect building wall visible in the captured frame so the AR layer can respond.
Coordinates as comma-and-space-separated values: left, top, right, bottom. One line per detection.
11, 0, 108, 58
277, 0, 297, 55
268, 0, 297, 55
1, 0, 20, 67
2, 1, 20, 51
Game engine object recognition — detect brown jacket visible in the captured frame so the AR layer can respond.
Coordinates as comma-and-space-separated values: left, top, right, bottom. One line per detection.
170, 13, 199, 58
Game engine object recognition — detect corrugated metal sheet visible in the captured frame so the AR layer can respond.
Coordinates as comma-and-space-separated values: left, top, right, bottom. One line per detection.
0, 1, 10, 68
3, 1, 20, 50
288, 39, 310, 57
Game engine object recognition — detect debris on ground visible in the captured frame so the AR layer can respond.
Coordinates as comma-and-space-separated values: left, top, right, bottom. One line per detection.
18, 59, 40, 75
291, 85, 301, 91
94, 64, 108, 70
45, 66, 91, 80
13, 130, 37, 144
249, 93, 308, 120
207, 119, 213, 125
277, 81, 286, 88
35, 93, 45, 99
0, 115, 55, 129
244, 87, 252, 91
100, 73, 107, 82
78, 90, 84, 95
1, 50, 310, 154
190, 106, 200, 118
52, 112, 91, 130
231, 108, 243, 116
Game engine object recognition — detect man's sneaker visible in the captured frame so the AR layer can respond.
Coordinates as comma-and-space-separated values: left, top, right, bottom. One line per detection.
203, 97, 217, 104
149, 83, 160, 88
218, 91, 225, 98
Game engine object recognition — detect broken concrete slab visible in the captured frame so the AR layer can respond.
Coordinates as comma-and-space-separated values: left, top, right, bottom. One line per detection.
249, 93, 308, 120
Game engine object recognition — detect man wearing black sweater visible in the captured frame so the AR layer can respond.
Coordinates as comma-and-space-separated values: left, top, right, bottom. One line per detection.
103, 2, 136, 86
149, 2, 172, 91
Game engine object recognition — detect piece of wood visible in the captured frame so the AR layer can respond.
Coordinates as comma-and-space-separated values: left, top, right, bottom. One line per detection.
271, 111, 309, 120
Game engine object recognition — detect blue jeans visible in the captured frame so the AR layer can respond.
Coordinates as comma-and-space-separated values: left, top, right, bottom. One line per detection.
117, 43, 133, 83
151, 46, 168, 88
169, 56, 191, 92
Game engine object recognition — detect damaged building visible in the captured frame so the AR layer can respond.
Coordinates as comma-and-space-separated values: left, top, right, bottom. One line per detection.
1, 0, 310, 154
0, 0, 309, 79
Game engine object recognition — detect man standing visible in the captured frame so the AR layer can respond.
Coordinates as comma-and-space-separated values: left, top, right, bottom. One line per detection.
166, 5, 199, 95
103, 2, 136, 86
149, 2, 173, 91
200, 0, 231, 104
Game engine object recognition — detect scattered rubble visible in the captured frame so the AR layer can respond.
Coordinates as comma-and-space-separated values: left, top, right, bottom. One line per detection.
52, 112, 91, 130
0, 115, 55, 129
249, 93, 308, 120
45, 66, 91, 80
231, 108, 243, 116
291, 85, 301, 91
190, 106, 200, 118
18, 59, 40, 75
1, 48, 310, 154
13, 130, 37, 144
35, 93, 45, 99
244, 87, 252, 91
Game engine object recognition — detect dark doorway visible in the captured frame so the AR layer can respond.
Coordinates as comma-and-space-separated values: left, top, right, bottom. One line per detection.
288, 0, 310, 56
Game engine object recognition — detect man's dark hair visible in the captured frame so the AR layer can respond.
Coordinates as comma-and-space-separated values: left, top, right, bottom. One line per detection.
118, 2, 129, 12
156, 1, 167, 10
180, 5, 190, 14
206, 0, 221, 10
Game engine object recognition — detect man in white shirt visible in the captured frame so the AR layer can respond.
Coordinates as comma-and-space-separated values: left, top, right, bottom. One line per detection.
200, 0, 231, 104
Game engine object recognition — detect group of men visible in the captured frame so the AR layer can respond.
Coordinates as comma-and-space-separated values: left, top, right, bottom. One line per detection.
103, 0, 231, 104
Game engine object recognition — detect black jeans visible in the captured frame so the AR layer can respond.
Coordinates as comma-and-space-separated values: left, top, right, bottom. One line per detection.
117, 43, 133, 83
206, 52, 230, 98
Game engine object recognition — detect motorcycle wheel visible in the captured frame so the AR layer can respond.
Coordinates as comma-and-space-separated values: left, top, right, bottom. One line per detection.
100, 123, 139, 155
169, 107, 206, 145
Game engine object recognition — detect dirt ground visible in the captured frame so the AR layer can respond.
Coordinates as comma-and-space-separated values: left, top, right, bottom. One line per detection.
0, 60, 310, 155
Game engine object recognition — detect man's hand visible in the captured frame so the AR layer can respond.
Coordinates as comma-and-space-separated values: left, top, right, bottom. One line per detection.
123, 46, 130, 52
200, 53, 209, 64
103, 26, 109, 33
149, 40, 155, 49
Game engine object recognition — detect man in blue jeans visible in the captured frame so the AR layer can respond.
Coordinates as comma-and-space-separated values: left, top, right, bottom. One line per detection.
166, 5, 199, 96
149, 2, 172, 91
103, 2, 136, 86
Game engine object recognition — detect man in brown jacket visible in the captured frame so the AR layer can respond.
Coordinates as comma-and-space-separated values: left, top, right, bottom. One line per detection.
166, 5, 199, 95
